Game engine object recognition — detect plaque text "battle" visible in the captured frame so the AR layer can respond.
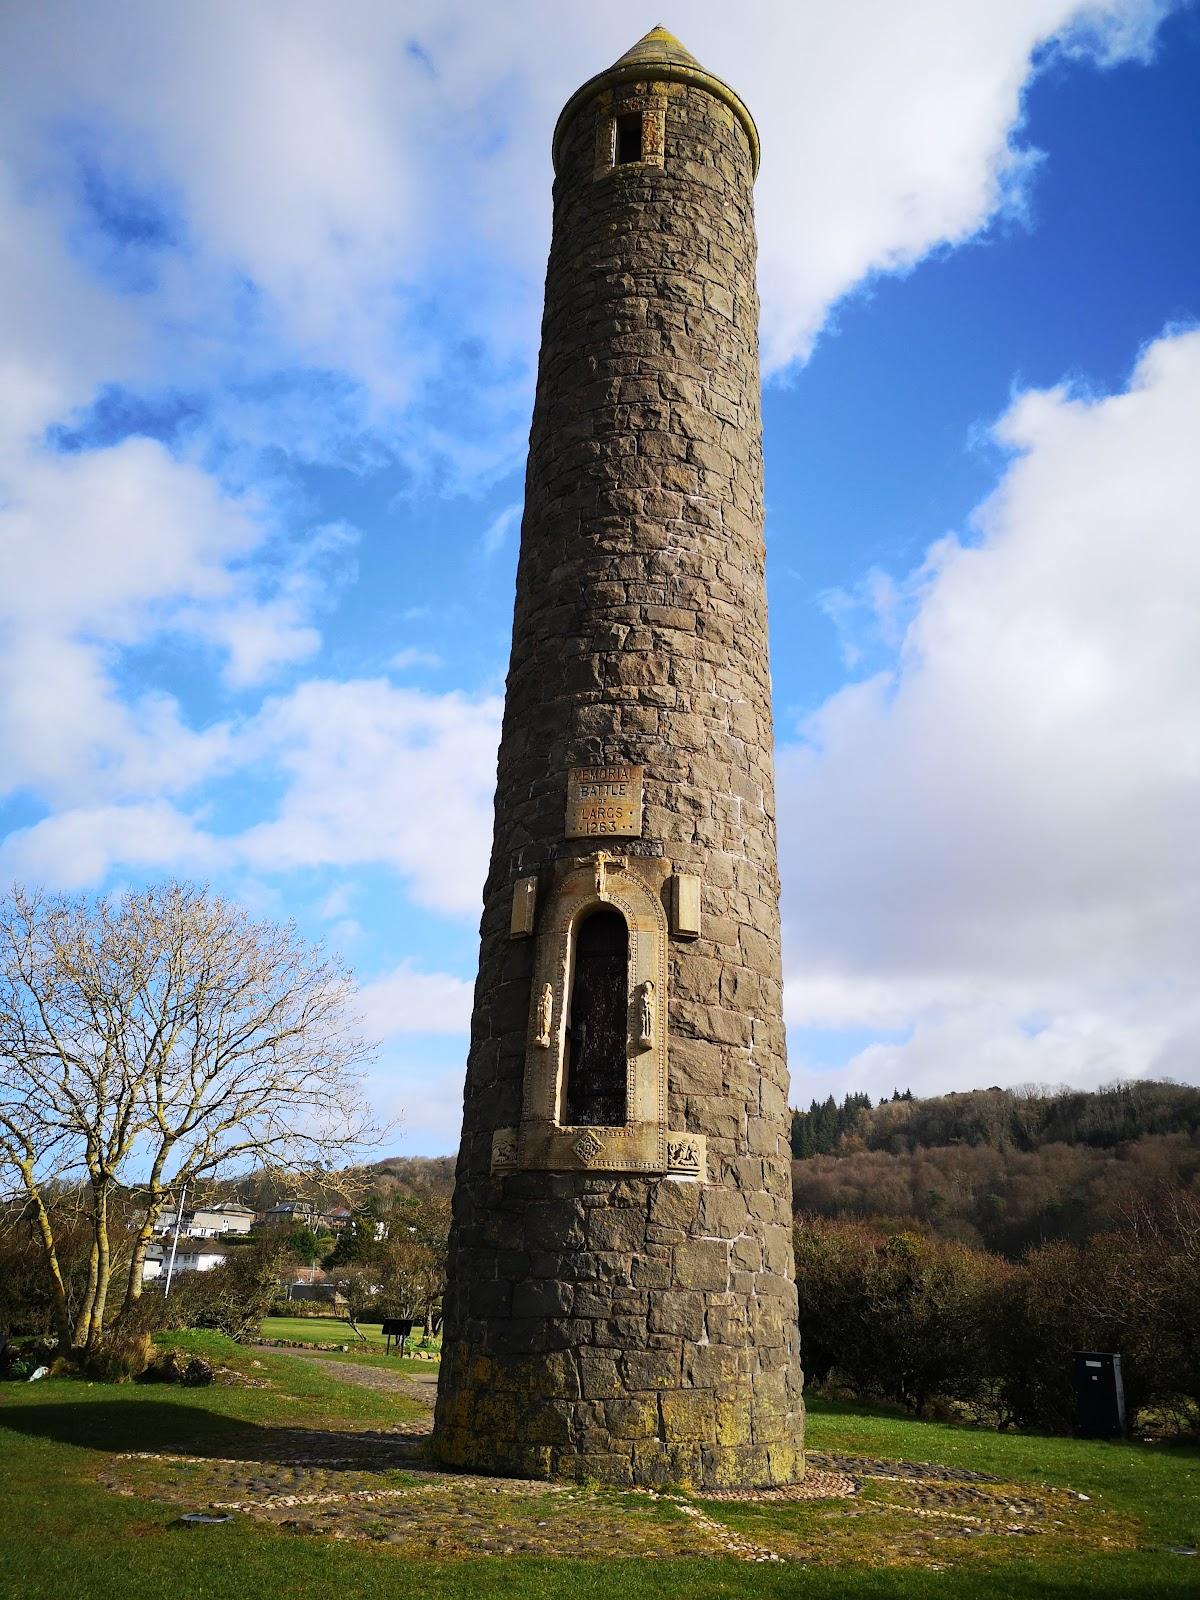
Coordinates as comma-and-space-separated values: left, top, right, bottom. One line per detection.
564, 763, 644, 837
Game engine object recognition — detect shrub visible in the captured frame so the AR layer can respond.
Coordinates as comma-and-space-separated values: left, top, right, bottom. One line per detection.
176, 1236, 293, 1343
1005, 1191, 1200, 1432
82, 1329, 154, 1383
795, 1191, 1200, 1435
140, 1347, 189, 1384
795, 1217, 1013, 1417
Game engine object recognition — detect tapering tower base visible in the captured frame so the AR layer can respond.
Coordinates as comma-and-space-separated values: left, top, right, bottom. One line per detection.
433, 28, 804, 1490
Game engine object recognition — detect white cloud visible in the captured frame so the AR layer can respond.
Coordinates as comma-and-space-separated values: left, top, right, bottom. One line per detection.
358, 960, 475, 1038
0, 801, 220, 890
316, 884, 355, 921
0, 1, 1177, 477
235, 679, 502, 915
368, 1059, 468, 1151
780, 326, 1200, 1096
800, 998, 1199, 1110
0, 671, 502, 907
745, 0, 1174, 367
0, 432, 352, 808
0, 439, 240, 805
389, 648, 445, 672
481, 503, 521, 559
2, 437, 254, 640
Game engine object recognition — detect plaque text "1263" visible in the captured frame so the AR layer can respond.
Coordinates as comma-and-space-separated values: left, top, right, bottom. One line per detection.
565, 763, 644, 838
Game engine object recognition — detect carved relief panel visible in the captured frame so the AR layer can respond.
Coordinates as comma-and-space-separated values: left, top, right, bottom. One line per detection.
491, 850, 707, 1180
516, 852, 668, 1173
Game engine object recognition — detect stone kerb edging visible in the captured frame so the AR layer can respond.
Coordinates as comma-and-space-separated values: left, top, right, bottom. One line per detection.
254, 1337, 439, 1359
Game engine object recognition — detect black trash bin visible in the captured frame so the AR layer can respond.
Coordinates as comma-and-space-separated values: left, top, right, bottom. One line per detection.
1073, 1351, 1125, 1438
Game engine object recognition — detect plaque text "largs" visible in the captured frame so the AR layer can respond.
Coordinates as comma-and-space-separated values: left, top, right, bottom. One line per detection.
565, 762, 644, 838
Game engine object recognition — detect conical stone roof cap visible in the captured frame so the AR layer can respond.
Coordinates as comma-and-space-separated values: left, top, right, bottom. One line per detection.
552, 25, 759, 177
612, 25, 703, 72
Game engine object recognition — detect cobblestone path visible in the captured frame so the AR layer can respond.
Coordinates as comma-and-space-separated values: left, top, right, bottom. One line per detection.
94, 1357, 1116, 1564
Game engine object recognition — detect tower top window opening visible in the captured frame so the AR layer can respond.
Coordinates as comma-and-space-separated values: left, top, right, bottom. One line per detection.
616, 112, 643, 165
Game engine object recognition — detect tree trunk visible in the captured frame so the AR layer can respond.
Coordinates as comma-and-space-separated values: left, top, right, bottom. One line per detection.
85, 1189, 113, 1348
119, 1184, 166, 1318
73, 1235, 100, 1349
24, 1180, 73, 1349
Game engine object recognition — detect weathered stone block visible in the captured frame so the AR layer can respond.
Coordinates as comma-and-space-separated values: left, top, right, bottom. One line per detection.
579, 1352, 622, 1399
674, 1239, 730, 1291
660, 1390, 716, 1443
647, 1290, 705, 1340
648, 1178, 700, 1229
631, 1254, 673, 1288
621, 1346, 681, 1390
698, 1187, 750, 1238
683, 1344, 738, 1389
606, 1396, 659, 1438
511, 1279, 573, 1319
589, 1207, 648, 1252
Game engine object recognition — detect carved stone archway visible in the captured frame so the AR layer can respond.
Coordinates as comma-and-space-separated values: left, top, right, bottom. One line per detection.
512, 853, 669, 1173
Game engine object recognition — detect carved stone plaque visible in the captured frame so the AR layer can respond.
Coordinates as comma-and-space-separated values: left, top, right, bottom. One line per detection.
565, 763, 644, 838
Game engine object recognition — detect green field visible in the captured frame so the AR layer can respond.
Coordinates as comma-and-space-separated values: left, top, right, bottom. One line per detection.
260, 1315, 439, 1353
1, 1334, 1196, 1600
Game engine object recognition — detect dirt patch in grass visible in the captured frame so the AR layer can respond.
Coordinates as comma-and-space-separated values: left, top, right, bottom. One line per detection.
262, 1483, 720, 1559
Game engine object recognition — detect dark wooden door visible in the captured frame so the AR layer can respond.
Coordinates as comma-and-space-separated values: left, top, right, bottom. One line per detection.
564, 908, 628, 1127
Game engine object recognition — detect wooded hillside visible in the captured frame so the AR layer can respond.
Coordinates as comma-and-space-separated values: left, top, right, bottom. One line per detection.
791, 1081, 1200, 1256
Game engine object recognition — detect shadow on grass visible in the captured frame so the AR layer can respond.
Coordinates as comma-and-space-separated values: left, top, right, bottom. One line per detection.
0, 1399, 429, 1468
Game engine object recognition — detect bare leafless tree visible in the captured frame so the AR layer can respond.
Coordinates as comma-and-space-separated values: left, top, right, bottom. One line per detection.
0, 882, 379, 1351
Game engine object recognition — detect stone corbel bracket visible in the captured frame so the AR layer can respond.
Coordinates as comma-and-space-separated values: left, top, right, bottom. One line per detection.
670, 872, 701, 939
509, 874, 538, 938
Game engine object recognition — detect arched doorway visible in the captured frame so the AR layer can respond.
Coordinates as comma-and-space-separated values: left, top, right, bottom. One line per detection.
564, 907, 628, 1126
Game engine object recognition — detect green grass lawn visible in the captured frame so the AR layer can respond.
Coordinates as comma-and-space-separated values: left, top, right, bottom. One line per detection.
0, 1341, 1196, 1600
259, 1314, 440, 1354
280, 1343, 442, 1377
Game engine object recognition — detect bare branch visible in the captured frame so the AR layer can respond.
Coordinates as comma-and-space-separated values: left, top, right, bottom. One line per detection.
0, 880, 382, 1344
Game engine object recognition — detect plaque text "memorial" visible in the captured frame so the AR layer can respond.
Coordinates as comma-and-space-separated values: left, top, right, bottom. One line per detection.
564, 763, 644, 838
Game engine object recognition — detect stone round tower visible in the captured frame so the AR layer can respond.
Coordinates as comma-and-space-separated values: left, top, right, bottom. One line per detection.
433, 25, 804, 1490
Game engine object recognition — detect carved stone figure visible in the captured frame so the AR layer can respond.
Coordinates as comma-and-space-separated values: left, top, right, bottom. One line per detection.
637, 979, 655, 1051
534, 982, 553, 1048
490, 1128, 519, 1173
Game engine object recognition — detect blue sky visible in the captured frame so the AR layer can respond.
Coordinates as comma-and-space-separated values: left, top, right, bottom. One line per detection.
2, 2, 1198, 1154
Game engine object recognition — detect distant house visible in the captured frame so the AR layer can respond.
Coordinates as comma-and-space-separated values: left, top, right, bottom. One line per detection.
327, 1206, 353, 1231
142, 1241, 227, 1282
261, 1199, 324, 1230
284, 1281, 347, 1306
155, 1201, 256, 1239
